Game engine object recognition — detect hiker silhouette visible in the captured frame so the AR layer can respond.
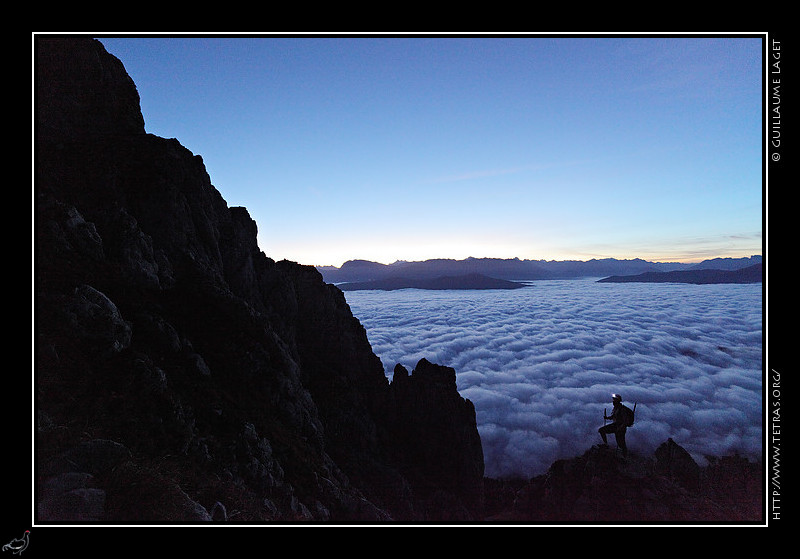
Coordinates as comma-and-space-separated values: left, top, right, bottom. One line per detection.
598, 393, 634, 456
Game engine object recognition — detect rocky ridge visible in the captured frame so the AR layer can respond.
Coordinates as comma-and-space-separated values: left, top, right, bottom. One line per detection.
35, 37, 483, 523
486, 439, 762, 523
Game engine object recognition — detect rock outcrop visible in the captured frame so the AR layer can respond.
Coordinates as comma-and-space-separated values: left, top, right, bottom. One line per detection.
485, 439, 762, 523
34, 37, 484, 523
383, 360, 485, 519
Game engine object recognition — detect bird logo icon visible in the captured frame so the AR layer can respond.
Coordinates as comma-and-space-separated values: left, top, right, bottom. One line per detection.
2, 531, 29, 555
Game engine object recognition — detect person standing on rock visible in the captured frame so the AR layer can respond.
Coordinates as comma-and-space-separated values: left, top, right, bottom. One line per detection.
598, 393, 632, 457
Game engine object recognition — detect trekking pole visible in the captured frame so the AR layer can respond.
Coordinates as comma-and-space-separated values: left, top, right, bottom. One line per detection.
604, 407, 607, 425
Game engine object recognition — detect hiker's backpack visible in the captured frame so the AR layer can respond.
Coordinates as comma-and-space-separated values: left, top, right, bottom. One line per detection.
622, 404, 636, 427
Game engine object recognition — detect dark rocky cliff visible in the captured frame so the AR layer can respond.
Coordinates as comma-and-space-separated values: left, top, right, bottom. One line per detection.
34, 37, 484, 523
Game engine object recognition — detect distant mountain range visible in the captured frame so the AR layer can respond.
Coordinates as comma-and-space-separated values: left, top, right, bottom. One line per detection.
339, 273, 527, 291
598, 263, 762, 284
317, 255, 763, 286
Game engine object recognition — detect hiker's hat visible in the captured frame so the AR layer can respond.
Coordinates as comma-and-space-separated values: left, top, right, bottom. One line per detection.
611, 393, 622, 401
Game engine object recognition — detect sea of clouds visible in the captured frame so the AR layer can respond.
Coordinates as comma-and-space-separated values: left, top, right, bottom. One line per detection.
344, 278, 763, 479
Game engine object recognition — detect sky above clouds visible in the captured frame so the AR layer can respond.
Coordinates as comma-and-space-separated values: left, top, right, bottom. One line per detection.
97, 34, 764, 267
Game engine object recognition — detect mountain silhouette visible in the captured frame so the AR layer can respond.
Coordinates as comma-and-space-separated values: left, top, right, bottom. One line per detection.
339, 273, 527, 291
598, 264, 762, 284
319, 256, 762, 284
35, 37, 484, 523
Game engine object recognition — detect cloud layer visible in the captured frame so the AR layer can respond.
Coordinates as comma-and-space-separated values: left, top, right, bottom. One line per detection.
345, 279, 763, 479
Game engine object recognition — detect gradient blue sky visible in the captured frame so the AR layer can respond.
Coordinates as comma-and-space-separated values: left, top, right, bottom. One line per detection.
97, 34, 764, 267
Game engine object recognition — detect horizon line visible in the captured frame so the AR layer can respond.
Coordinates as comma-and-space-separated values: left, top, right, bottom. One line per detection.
311, 253, 764, 269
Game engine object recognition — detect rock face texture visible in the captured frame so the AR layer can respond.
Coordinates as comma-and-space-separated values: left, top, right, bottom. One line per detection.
384, 360, 485, 519
35, 37, 484, 523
